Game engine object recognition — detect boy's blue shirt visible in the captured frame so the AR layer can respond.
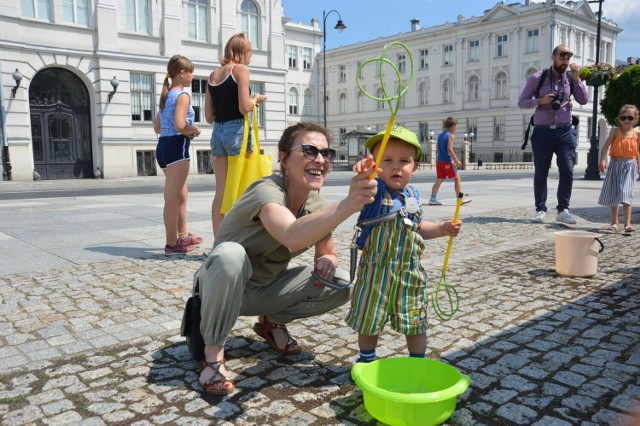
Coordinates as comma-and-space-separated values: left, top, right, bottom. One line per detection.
355, 178, 422, 249
436, 130, 452, 162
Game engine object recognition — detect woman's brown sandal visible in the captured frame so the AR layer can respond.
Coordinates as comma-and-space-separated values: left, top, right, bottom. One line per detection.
200, 360, 235, 395
252, 318, 302, 355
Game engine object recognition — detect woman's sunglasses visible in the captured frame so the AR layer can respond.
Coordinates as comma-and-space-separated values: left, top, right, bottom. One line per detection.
619, 115, 636, 122
290, 144, 336, 161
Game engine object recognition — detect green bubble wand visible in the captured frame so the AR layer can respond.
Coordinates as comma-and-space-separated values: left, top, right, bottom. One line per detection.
356, 42, 414, 178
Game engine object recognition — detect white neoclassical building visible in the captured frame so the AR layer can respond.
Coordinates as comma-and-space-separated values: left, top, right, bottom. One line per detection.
0, 0, 622, 181
0, 0, 296, 181
293, 0, 621, 168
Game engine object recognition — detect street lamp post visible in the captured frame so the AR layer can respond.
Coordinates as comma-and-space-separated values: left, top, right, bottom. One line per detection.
584, 0, 604, 180
469, 132, 475, 163
322, 9, 346, 129
463, 133, 468, 170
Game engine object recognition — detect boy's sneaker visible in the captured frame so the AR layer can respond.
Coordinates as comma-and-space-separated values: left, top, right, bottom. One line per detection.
165, 239, 196, 255
461, 195, 472, 205
532, 211, 546, 223
556, 209, 577, 225
183, 232, 203, 246
428, 198, 442, 206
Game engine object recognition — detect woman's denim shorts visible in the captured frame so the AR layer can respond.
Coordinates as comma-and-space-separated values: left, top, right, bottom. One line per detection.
210, 118, 253, 158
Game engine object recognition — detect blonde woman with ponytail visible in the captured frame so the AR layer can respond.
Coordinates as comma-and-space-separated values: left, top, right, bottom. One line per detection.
153, 55, 203, 254
205, 32, 267, 236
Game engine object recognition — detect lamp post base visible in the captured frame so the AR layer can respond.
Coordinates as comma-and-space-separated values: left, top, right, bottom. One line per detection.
583, 137, 601, 181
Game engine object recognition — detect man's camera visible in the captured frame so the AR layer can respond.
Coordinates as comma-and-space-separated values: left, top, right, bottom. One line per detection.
551, 91, 564, 111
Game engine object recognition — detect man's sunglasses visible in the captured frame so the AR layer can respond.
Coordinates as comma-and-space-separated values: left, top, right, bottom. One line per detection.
557, 51, 574, 58
619, 115, 636, 122
290, 144, 336, 161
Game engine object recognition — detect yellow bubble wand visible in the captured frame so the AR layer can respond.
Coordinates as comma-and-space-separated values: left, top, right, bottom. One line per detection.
356, 42, 414, 178
431, 193, 463, 321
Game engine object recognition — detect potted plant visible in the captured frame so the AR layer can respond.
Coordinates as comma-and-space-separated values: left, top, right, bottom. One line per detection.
578, 63, 617, 87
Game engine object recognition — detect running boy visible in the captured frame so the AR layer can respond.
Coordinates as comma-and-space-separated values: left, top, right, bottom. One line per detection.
429, 116, 471, 205
345, 125, 462, 363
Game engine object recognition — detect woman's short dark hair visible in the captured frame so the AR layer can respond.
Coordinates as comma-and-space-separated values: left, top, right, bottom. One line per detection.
278, 122, 331, 153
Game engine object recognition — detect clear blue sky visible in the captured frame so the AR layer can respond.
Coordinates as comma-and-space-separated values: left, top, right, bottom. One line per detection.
282, 0, 638, 63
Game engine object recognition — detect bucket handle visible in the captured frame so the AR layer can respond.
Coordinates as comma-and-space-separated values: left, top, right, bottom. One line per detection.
595, 237, 604, 253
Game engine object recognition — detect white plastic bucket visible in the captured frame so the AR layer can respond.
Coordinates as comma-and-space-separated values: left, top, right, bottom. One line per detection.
554, 231, 604, 277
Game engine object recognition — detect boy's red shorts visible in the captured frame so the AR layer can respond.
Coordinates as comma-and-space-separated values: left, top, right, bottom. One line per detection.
436, 161, 458, 179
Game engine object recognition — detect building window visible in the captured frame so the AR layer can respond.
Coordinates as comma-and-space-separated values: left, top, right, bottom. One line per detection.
526, 29, 539, 53
376, 87, 385, 110
575, 33, 582, 57
131, 73, 153, 122
397, 54, 406, 73
302, 89, 312, 115
588, 37, 595, 60
496, 34, 508, 57
418, 81, 428, 105
339, 128, 347, 146
494, 117, 505, 141
443, 44, 454, 66
126, 0, 149, 34
63, 0, 89, 25
287, 45, 298, 69
466, 118, 477, 140
191, 78, 207, 123
196, 150, 213, 174
419, 49, 429, 69
137, 150, 157, 176
396, 82, 406, 108
303, 48, 312, 70
339, 93, 347, 114
22, 0, 52, 21
356, 61, 364, 79
418, 122, 429, 143
288, 87, 298, 115
338, 64, 346, 83
443, 79, 453, 104
241, 0, 259, 49
249, 82, 265, 126
495, 72, 508, 99
468, 39, 479, 61
525, 67, 537, 81
560, 28, 567, 46
494, 152, 504, 162
187, 0, 207, 41
468, 75, 479, 101
357, 92, 364, 112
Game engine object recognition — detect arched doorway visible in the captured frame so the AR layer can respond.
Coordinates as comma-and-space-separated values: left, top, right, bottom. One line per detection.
29, 68, 92, 179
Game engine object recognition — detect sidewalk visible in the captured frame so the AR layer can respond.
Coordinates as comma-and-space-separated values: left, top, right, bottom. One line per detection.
0, 172, 638, 425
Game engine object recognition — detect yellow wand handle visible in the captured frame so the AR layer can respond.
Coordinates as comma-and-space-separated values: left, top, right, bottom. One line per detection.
370, 115, 396, 179
441, 193, 463, 274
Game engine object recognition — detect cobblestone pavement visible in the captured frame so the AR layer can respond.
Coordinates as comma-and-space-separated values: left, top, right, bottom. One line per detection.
1, 181, 640, 425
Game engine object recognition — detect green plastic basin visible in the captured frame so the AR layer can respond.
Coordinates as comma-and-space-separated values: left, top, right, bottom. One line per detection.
351, 357, 471, 426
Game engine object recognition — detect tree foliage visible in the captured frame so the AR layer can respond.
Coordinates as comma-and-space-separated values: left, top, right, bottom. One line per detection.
600, 65, 640, 126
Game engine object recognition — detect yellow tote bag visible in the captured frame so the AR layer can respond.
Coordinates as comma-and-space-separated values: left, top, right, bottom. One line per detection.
220, 111, 272, 213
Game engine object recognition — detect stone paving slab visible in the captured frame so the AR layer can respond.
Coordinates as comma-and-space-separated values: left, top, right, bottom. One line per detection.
1, 205, 639, 425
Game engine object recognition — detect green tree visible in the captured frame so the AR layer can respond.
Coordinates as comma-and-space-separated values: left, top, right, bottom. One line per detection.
600, 64, 640, 126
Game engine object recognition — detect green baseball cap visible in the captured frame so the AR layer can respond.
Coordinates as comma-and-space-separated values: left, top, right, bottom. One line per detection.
364, 125, 423, 159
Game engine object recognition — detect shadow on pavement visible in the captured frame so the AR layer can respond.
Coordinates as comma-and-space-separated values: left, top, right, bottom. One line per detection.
85, 246, 208, 262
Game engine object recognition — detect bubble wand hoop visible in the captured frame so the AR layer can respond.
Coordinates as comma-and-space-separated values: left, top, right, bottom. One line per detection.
356, 42, 414, 178
431, 193, 463, 321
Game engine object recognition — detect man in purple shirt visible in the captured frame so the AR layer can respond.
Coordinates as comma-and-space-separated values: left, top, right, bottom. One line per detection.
518, 44, 588, 224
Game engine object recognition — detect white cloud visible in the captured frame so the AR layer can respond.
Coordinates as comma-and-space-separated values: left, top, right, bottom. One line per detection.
599, 0, 640, 22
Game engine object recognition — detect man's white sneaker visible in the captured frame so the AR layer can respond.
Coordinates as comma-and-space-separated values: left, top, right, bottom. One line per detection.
556, 209, 577, 225
532, 211, 546, 223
